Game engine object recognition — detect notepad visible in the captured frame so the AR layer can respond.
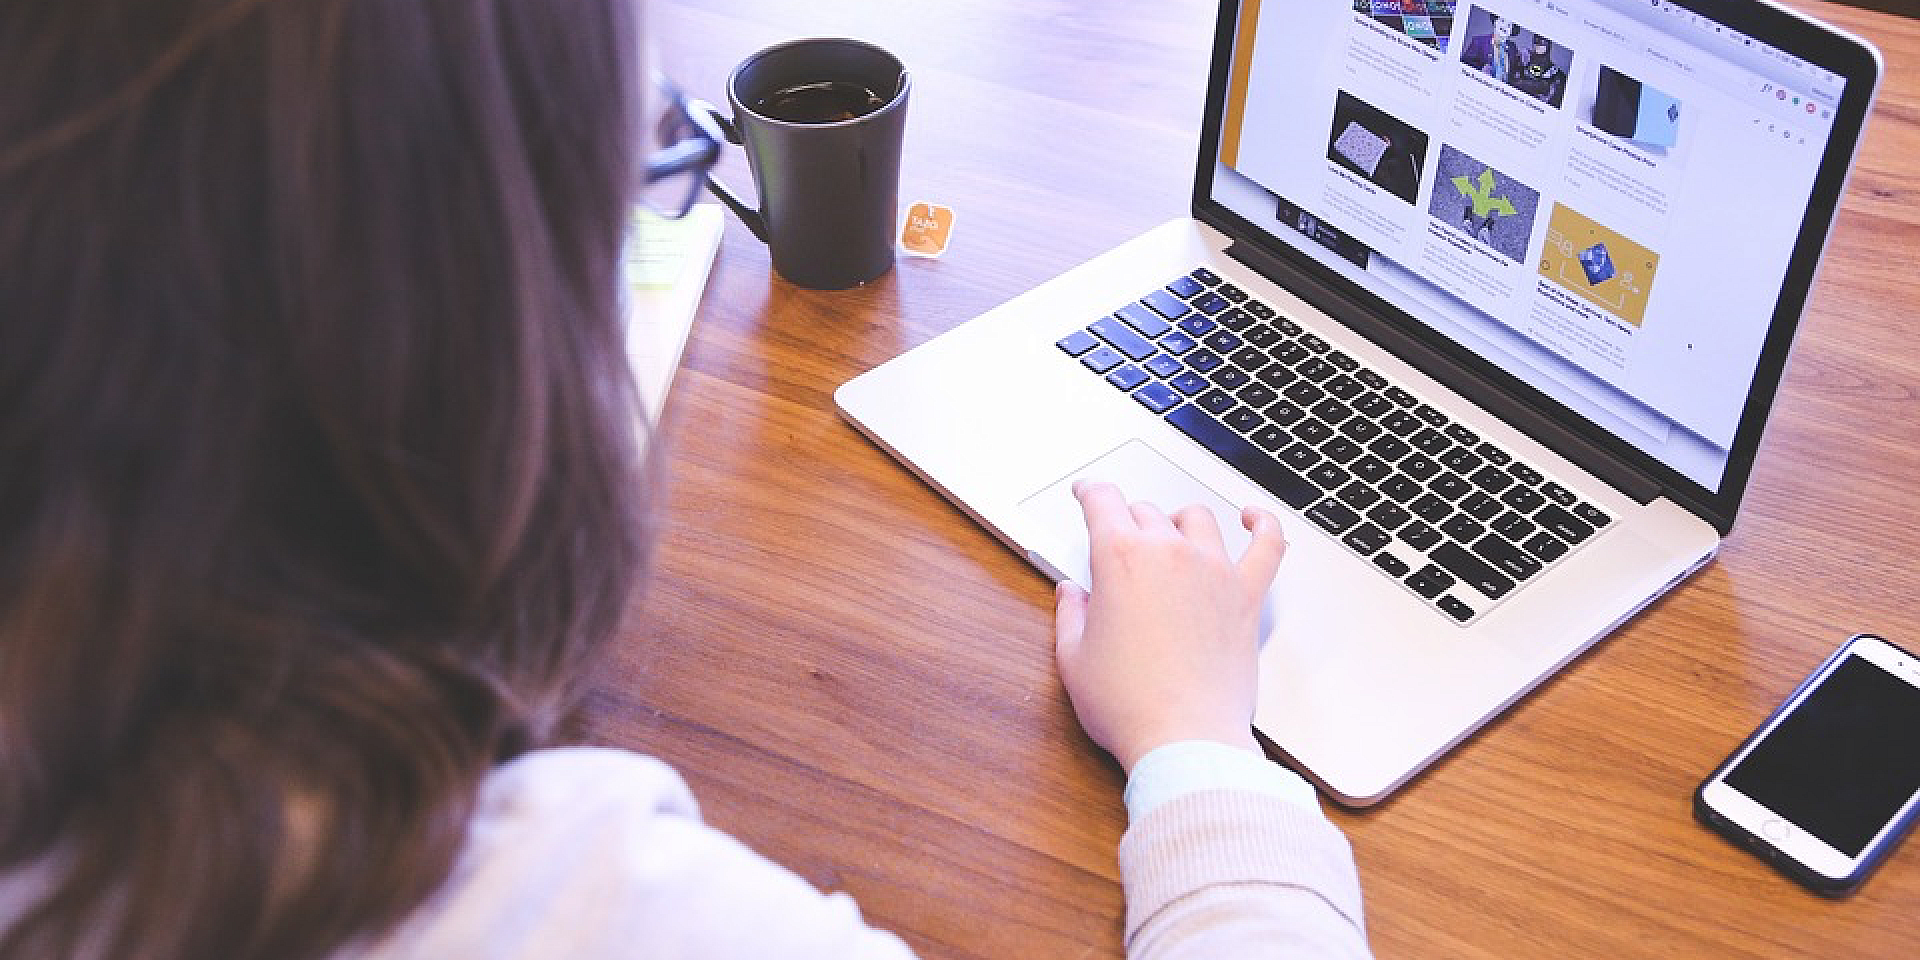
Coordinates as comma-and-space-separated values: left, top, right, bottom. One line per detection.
623, 203, 724, 428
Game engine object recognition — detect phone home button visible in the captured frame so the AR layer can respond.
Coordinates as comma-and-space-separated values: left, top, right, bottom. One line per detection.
1762, 818, 1792, 842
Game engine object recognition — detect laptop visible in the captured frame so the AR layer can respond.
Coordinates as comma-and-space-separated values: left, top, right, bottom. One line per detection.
837, 0, 1881, 805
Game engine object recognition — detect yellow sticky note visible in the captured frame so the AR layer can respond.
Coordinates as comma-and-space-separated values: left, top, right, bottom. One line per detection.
900, 202, 955, 258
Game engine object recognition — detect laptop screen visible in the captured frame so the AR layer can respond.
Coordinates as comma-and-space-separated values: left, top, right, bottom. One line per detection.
1198, 0, 1878, 523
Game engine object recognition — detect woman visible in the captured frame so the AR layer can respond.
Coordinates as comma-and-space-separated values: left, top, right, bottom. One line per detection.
0, 1, 1367, 957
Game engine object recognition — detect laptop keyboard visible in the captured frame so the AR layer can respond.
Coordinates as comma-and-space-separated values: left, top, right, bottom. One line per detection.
1056, 267, 1613, 625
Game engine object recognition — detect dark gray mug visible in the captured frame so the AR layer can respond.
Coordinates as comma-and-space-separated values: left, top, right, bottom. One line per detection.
702, 38, 910, 290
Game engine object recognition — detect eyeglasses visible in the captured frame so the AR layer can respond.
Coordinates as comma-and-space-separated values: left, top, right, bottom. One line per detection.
641, 76, 725, 220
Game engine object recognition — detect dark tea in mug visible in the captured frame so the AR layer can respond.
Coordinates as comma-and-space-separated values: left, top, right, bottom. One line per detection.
753, 80, 886, 124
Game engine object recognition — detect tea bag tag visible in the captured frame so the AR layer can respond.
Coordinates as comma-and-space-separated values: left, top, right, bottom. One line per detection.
899, 202, 956, 258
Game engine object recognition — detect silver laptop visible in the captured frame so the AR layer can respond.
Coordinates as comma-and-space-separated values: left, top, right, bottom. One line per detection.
837, 0, 1881, 805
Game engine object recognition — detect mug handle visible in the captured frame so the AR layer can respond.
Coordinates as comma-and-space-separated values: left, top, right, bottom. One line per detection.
694, 101, 769, 244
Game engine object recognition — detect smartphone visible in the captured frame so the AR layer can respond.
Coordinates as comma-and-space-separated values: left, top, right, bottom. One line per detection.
1695, 633, 1920, 895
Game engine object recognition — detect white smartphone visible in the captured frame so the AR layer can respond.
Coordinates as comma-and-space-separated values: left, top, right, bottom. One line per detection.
1696, 633, 1920, 895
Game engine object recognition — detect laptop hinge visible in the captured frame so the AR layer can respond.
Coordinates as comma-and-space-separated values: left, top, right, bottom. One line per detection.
1225, 238, 1662, 506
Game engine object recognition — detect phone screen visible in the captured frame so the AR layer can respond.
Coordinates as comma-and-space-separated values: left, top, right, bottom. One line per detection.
1723, 654, 1920, 856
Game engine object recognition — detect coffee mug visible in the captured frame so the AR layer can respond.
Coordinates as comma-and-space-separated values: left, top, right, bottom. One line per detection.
700, 38, 910, 290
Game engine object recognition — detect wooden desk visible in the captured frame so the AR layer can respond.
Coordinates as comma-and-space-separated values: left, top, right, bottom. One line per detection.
580, 2, 1920, 956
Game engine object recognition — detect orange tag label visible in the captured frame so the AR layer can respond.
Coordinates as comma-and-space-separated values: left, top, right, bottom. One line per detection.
900, 202, 955, 258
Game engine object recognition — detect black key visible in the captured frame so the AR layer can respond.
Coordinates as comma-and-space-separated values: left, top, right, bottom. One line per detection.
1306, 500, 1361, 535
1134, 381, 1181, 414
1475, 441, 1512, 466
1223, 406, 1262, 432
1282, 381, 1325, 406
1427, 471, 1471, 501
1245, 324, 1284, 349
1540, 482, 1578, 506
1380, 410, 1422, 436
1211, 366, 1250, 390
1144, 352, 1184, 378
1367, 501, 1411, 530
1340, 417, 1383, 443
1144, 289, 1191, 321
1444, 424, 1480, 446
1165, 404, 1319, 509
1279, 442, 1321, 471
1256, 363, 1298, 389
1311, 397, 1355, 425
1429, 543, 1516, 600
1501, 485, 1547, 513
1410, 428, 1451, 455
1273, 341, 1308, 365
1399, 521, 1442, 551
1379, 474, 1422, 504
1179, 314, 1218, 338
1351, 454, 1393, 484
1229, 346, 1270, 371
1326, 350, 1360, 372
1203, 330, 1243, 354
1400, 454, 1441, 482
1410, 493, 1452, 524
1343, 523, 1391, 556
1439, 514, 1485, 544
1536, 505, 1596, 544
1522, 531, 1570, 563
1217, 307, 1253, 330
1338, 481, 1382, 510
1437, 595, 1476, 623
1297, 358, 1335, 382
1106, 365, 1149, 391
1574, 502, 1612, 528
1167, 274, 1204, 297
1159, 330, 1198, 355
1470, 464, 1516, 494
1472, 535, 1544, 581
1414, 403, 1447, 426
1508, 462, 1544, 486
1385, 386, 1418, 407
1307, 462, 1351, 491
1192, 291, 1231, 315
1248, 301, 1276, 320
1251, 425, 1288, 451
1405, 564, 1455, 598
1298, 332, 1331, 353
1057, 330, 1099, 356
1373, 552, 1411, 578
1185, 349, 1224, 373
1190, 267, 1220, 284
1217, 282, 1248, 303
1080, 345, 1123, 373
1237, 383, 1279, 409
1324, 374, 1364, 400
1356, 369, 1388, 390
1461, 490, 1502, 521
1169, 371, 1209, 396
1491, 511, 1536, 541
1118, 302, 1172, 338
1197, 388, 1236, 414
1322, 435, 1364, 464
1090, 315, 1157, 360
1369, 434, 1412, 462
1291, 419, 1333, 445
1353, 391, 1393, 417
1439, 446, 1485, 475
1264, 398, 1306, 426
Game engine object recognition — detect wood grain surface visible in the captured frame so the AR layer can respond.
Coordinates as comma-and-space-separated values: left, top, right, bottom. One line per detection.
573, 2, 1920, 956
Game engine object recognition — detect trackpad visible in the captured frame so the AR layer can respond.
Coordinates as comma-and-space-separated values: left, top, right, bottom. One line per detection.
1017, 439, 1251, 589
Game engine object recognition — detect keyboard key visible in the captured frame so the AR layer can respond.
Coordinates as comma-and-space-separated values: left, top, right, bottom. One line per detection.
1324, 374, 1364, 400
1536, 505, 1596, 544
1373, 552, 1411, 578
1251, 425, 1288, 451
1367, 501, 1411, 531
1405, 564, 1455, 599
1410, 428, 1451, 455
1080, 345, 1123, 373
1410, 493, 1452, 524
1460, 490, 1502, 521
1472, 535, 1544, 581
1090, 316, 1157, 360
1306, 500, 1361, 535
1437, 595, 1476, 623
1311, 397, 1355, 425
1500, 485, 1546, 513
1191, 267, 1220, 285
1430, 471, 1472, 501
1217, 307, 1253, 330
1353, 391, 1393, 417
1249, 301, 1276, 320
1475, 441, 1512, 466
1379, 474, 1422, 503
1185, 349, 1223, 373
1245, 324, 1284, 349
1573, 502, 1611, 527
1298, 333, 1330, 353
1211, 366, 1250, 390
1540, 482, 1578, 506
1223, 406, 1262, 432
1508, 462, 1544, 486
1326, 350, 1360, 372
1439, 446, 1485, 475
1133, 381, 1181, 413
1343, 523, 1391, 555
1291, 419, 1333, 445
1351, 454, 1393, 484
1439, 514, 1485, 544
1414, 403, 1447, 425
1522, 531, 1570, 563
1491, 510, 1537, 541
1297, 358, 1335, 382
1106, 365, 1149, 391
1322, 435, 1364, 464
1165, 404, 1318, 509
1169, 371, 1209, 396
1381, 410, 1421, 436
1470, 464, 1515, 494
1192, 291, 1231, 315
1145, 289, 1191, 321
1197, 388, 1236, 414
1144, 352, 1183, 378
1203, 330, 1242, 353
1400, 454, 1441, 482
1283, 381, 1326, 407
1237, 383, 1279, 408
1167, 274, 1204, 297
1338, 481, 1382, 509
1158, 330, 1197, 354
1178, 314, 1217, 337
1399, 521, 1442, 551
1279, 442, 1321, 471
1256, 363, 1299, 389
1057, 330, 1099, 355
1229, 346, 1270, 371
1356, 369, 1388, 390
1430, 543, 1516, 600
1385, 386, 1417, 407
1307, 462, 1351, 491
1117, 303, 1172, 338
1444, 424, 1480, 446
1264, 399, 1306, 426
1340, 416, 1383, 443
1217, 282, 1248, 303
1368, 434, 1412, 462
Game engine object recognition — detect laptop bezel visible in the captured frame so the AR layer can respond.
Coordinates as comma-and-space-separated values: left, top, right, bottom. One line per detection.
1188, 0, 1883, 535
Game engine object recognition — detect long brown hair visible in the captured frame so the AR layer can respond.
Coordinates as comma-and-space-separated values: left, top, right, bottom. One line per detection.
0, 0, 647, 956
